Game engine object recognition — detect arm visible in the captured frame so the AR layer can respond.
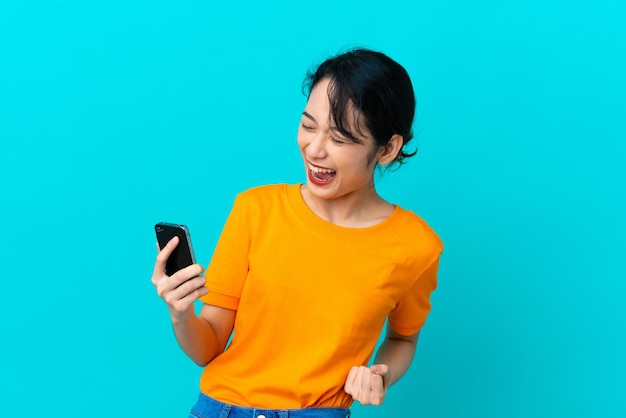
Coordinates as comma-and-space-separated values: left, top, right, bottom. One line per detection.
372, 327, 419, 387
344, 327, 420, 406
151, 236, 236, 366
169, 303, 236, 366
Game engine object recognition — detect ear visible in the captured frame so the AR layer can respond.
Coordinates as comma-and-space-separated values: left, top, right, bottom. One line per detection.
376, 134, 403, 166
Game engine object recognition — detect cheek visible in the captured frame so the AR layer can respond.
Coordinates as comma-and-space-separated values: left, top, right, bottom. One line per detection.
339, 150, 372, 172
297, 133, 306, 152
297, 129, 312, 151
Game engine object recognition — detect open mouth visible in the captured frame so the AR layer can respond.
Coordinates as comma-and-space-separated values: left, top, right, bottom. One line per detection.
308, 163, 336, 184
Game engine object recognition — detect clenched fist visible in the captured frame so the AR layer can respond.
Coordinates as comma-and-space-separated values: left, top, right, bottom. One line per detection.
344, 364, 392, 406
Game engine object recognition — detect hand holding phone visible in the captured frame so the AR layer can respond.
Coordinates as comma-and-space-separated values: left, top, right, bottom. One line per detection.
152, 222, 207, 322
155, 222, 196, 276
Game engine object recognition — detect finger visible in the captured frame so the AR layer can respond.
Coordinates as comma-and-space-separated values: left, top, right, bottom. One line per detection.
348, 366, 368, 402
170, 263, 205, 287
356, 367, 372, 405
160, 270, 205, 301
176, 286, 209, 312
164, 276, 209, 312
344, 366, 358, 395
370, 373, 385, 398
370, 364, 391, 389
153, 236, 180, 277
354, 366, 368, 391
161, 274, 205, 302
370, 364, 388, 376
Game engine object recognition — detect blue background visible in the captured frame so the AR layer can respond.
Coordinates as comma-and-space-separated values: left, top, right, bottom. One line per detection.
1, 1, 624, 416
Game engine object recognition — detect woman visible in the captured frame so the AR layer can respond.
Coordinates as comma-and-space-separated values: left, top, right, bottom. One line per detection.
152, 48, 443, 417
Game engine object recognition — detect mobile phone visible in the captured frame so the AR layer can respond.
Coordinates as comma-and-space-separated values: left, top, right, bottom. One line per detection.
154, 222, 196, 276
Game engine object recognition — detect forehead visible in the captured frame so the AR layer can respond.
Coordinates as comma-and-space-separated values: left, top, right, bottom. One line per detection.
306, 78, 332, 112
305, 78, 371, 139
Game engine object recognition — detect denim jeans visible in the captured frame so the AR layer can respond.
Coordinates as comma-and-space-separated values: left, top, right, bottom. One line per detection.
189, 393, 351, 418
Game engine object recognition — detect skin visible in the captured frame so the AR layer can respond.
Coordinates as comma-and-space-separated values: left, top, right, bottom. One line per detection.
297, 78, 403, 228
151, 76, 419, 407
151, 237, 235, 366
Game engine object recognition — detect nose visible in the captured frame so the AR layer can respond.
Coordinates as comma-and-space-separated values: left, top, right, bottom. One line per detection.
306, 133, 328, 159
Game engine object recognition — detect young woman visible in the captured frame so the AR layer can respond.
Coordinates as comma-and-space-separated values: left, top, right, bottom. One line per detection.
152, 48, 443, 418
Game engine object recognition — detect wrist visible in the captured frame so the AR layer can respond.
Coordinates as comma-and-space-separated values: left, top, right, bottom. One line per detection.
170, 306, 195, 325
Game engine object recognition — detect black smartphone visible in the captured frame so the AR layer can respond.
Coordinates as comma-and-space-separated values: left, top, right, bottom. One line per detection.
154, 222, 196, 276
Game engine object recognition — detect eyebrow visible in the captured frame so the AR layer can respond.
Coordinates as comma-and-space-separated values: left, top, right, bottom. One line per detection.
302, 111, 317, 123
301, 111, 366, 145
302, 111, 350, 137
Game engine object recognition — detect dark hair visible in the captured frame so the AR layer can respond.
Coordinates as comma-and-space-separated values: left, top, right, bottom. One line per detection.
303, 48, 417, 166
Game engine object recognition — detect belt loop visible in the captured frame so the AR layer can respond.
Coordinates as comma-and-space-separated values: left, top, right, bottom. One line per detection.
218, 403, 231, 418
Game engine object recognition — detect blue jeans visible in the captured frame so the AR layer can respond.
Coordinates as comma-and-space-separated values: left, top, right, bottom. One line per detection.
189, 393, 351, 418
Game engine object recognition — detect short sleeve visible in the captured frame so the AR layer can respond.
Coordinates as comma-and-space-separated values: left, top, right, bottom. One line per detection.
388, 256, 440, 336
200, 194, 250, 310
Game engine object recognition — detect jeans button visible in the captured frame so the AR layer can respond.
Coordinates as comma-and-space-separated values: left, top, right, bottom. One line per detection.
257, 415, 266, 418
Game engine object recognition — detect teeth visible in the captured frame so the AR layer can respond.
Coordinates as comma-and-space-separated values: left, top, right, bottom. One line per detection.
308, 164, 335, 174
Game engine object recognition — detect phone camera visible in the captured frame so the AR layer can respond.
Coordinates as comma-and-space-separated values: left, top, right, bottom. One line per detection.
156, 226, 163, 232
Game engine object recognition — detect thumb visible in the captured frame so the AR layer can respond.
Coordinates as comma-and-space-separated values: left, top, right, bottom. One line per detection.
370, 364, 391, 388
370, 364, 389, 376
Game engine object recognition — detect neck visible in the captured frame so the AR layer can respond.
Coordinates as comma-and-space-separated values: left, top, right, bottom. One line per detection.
300, 184, 393, 228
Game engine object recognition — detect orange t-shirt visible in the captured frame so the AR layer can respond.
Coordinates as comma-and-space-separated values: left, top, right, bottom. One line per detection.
199, 184, 442, 408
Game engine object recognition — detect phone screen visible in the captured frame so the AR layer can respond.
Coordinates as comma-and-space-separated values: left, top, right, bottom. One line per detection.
155, 222, 196, 276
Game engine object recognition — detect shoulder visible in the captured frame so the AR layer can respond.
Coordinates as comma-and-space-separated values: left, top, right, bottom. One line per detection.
392, 206, 444, 257
237, 183, 288, 199
235, 184, 291, 205
228, 184, 298, 233
232, 184, 294, 216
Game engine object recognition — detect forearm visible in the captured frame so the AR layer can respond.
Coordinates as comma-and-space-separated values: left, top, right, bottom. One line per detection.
373, 335, 418, 387
171, 312, 224, 366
